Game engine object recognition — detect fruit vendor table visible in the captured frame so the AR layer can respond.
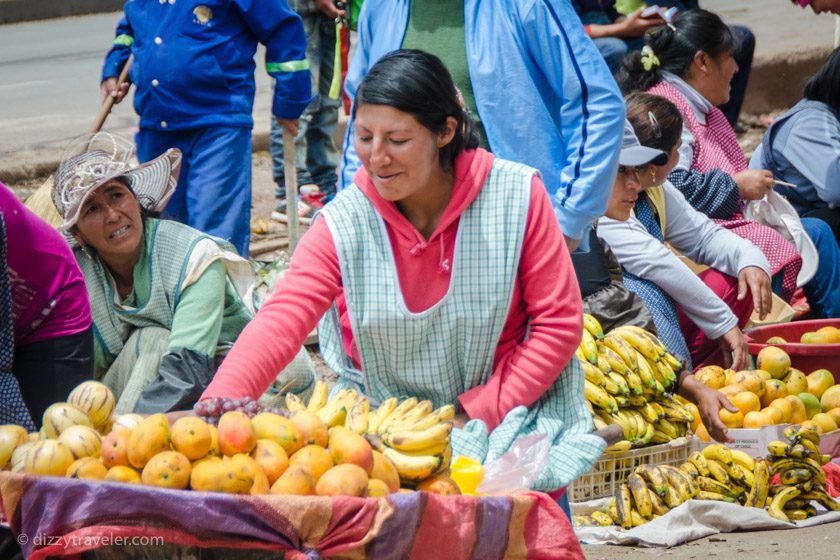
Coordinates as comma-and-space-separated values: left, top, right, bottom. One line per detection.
0, 473, 582, 560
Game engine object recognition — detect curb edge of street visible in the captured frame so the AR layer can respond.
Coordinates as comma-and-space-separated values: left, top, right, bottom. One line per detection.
0, 0, 124, 26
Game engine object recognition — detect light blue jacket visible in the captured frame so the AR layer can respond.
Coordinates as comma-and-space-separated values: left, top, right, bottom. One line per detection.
339, 0, 625, 244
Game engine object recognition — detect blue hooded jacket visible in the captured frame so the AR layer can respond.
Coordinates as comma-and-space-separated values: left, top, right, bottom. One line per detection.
102, 0, 313, 131
340, 0, 625, 245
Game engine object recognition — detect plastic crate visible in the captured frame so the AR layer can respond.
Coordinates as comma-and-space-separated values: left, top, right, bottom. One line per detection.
568, 436, 694, 503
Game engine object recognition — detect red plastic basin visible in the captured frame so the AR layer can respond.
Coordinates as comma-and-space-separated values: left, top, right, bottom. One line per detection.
745, 319, 840, 383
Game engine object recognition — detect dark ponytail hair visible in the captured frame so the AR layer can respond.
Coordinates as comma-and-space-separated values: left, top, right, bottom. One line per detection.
625, 93, 683, 154
353, 49, 481, 169
804, 47, 840, 112
617, 9, 737, 95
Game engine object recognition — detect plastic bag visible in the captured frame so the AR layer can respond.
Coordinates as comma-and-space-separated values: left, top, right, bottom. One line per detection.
476, 433, 550, 494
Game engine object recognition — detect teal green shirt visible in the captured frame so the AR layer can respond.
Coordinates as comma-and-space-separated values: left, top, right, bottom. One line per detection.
401, 0, 487, 147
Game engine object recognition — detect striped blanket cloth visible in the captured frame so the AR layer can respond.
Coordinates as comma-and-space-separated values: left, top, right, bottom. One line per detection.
0, 473, 584, 559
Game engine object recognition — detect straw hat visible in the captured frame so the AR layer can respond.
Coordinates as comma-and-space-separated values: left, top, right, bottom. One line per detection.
52, 132, 181, 231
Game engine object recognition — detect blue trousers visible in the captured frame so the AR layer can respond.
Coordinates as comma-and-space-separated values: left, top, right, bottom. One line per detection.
136, 126, 252, 256
802, 217, 840, 318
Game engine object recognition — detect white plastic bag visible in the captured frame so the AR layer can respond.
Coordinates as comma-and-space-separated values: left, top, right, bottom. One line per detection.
476, 433, 550, 494
743, 190, 818, 287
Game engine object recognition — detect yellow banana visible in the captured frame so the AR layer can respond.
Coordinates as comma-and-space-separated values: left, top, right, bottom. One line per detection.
316, 402, 347, 427
580, 361, 607, 387
788, 443, 814, 459
706, 459, 731, 484
767, 440, 791, 458
368, 397, 398, 434
610, 412, 633, 439
596, 351, 613, 375
767, 486, 801, 522
285, 392, 307, 413
583, 313, 605, 341
584, 379, 617, 412
435, 444, 452, 473
624, 371, 644, 396
639, 402, 659, 424
662, 482, 684, 508
387, 399, 433, 431
408, 404, 456, 431
730, 449, 756, 471
600, 345, 632, 376
688, 451, 710, 477
806, 489, 840, 512
590, 511, 614, 527
679, 461, 700, 479
785, 509, 810, 521
635, 422, 654, 446
602, 375, 622, 396
799, 438, 820, 456
592, 415, 609, 431
696, 476, 736, 497
647, 488, 670, 516
662, 351, 683, 373
605, 440, 632, 453
377, 397, 419, 434
616, 484, 634, 529
574, 346, 587, 365
383, 422, 452, 453
611, 327, 664, 363
635, 465, 667, 498
626, 473, 652, 518
696, 490, 736, 503
603, 334, 639, 372
727, 463, 754, 489
633, 351, 658, 390
654, 359, 678, 389
306, 380, 329, 412
655, 418, 678, 440
382, 447, 442, 483
701, 444, 733, 466
779, 468, 813, 486
660, 464, 698, 498
580, 329, 599, 365
606, 372, 630, 396
345, 397, 370, 435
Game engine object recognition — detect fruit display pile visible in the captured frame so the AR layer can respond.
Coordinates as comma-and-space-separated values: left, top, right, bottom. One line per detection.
768, 324, 840, 345
573, 428, 839, 528
0, 380, 461, 498
579, 315, 695, 450
692, 345, 839, 436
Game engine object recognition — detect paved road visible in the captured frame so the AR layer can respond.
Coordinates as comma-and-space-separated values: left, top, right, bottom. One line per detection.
0, 12, 274, 174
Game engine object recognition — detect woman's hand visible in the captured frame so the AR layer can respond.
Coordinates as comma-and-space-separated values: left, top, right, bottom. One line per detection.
717, 326, 749, 370
737, 266, 772, 320
733, 169, 773, 200
593, 424, 625, 447
693, 385, 738, 443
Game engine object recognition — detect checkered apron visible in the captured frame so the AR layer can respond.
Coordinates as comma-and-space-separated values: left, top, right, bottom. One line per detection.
649, 81, 802, 301
0, 213, 36, 430
318, 159, 604, 490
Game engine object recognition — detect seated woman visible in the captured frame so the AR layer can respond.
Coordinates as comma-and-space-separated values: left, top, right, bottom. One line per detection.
51, 133, 253, 414
598, 94, 772, 377
201, 50, 609, 500
617, 8, 840, 318
1, 183, 92, 428
751, 47, 840, 243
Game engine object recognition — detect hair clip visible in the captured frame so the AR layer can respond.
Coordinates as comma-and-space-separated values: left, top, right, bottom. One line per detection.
647, 111, 662, 139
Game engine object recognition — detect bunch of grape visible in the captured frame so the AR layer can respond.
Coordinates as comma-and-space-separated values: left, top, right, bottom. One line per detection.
193, 397, 288, 424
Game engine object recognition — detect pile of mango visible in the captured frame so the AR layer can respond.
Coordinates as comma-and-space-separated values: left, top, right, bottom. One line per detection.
0, 381, 461, 498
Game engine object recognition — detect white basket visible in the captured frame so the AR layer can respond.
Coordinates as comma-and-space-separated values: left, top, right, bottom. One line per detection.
568, 436, 694, 503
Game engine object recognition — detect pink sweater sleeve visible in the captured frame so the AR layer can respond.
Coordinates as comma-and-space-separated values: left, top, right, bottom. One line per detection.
458, 177, 584, 430
201, 219, 342, 400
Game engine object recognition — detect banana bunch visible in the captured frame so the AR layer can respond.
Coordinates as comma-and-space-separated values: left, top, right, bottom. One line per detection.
765, 427, 838, 522
571, 511, 613, 527
365, 397, 456, 483
677, 445, 766, 507
605, 463, 699, 529
286, 381, 361, 427
581, 315, 692, 449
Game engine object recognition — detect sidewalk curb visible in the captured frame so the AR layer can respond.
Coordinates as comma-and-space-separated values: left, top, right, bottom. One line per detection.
0, 0, 123, 25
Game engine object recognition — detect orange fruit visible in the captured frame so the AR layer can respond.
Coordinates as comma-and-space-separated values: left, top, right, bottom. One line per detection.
720, 384, 747, 399
760, 379, 789, 408
815, 326, 840, 343
684, 401, 701, 432
756, 347, 791, 379
695, 366, 726, 390
754, 370, 772, 381
785, 395, 808, 424
825, 407, 840, 426
761, 406, 783, 424
694, 422, 711, 442
811, 413, 838, 434
719, 409, 744, 429
727, 371, 766, 397
820, 385, 840, 412
769, 398, 793, 423
731, 391, 761, 415
806, 369, 835, 399
784, 368, 808, 396
743, 410, 774, 429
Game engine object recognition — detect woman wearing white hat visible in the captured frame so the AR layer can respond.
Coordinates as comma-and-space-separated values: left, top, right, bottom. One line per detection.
52, 132, 255, 414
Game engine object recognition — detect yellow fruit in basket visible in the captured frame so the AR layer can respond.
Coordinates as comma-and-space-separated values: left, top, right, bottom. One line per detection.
290, 444, 334, 483
224, 453, 267, 495
270, 463, 316, 495
784, 369, 809, 396
743, 411, 775, 429
820, 385, 840, 412
766, 336, 787, 344
58, 425, 102, 459
171, 417, 212, 460
816, 326, 840, 343
105, 465, 142, 484
315, 464, 369, 497
250, 439, 289, 485
761, 379, 789, 408
756, 346, 791, 379
190, 458, 252, 493
42, 402, 93, 439
719, 383, 746, 399
797, 393, 823, 419
769, 398, 793, 423
370, 450, 401, 493
825, 408, 840, 426
761, 406, 784, 424
807, 369, 835, 399
366, 478, 392, 497
696, 365, 726, 389
24, 440, 75, 476
754, 370, 772, 381
217, 411, 256, 456
694, 422, 711, 442
684, 401, 702, 432
251, 412, 302, 456
289, 410, 329, 448
10, 441, 36, 472
127, 413, 171, 469
731, 391, 761, 415
111, 414, 144, 436
66, 457, 108, 480
719, 409, 744, 429
416, 474, 461, 496
785, 395, 808, 424
101, 430, 130, 468
0, 425, 29, 469
208, 425, 220, 457
328, 426, 373, 474
811, 413, 838, 435
728, 371, 766, 397
67, 381, 116, 430
141, 450, 191, 489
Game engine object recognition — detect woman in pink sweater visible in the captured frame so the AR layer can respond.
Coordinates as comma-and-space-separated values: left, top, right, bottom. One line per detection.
203, 51, 608, 496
